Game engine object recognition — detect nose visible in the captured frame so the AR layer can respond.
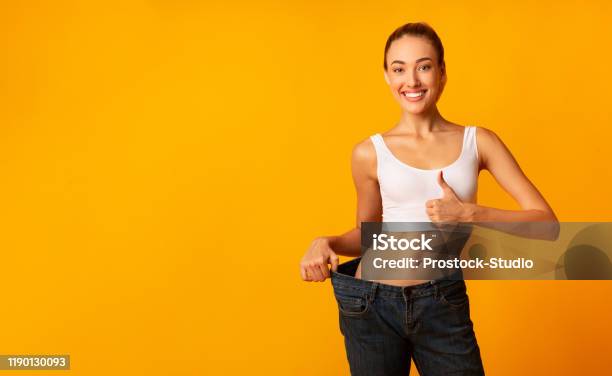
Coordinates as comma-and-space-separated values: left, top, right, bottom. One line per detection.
406, 69, 421, 87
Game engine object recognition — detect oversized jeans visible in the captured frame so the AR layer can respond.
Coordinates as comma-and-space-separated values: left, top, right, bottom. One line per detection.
330, 257, 485, 376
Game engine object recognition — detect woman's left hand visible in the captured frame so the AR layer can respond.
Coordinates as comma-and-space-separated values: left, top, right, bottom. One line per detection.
425, 171, 473, 222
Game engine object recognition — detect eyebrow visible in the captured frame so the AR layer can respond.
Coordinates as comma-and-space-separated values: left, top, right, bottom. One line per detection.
390, 57, 432, 65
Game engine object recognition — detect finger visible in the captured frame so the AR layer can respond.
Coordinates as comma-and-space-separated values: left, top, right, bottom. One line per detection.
304, 265, 315, 281
425, 199, 435, 208
303, 265, 313, 281
300, 264, 308, 281
438, 170, 459, 197
437, 170, 448, 189
312, 256, 329, 280
317, 262, 330, 280
308, 264, 324, 281
427, 199, 440, 209
437, 171, 452, 193
329, 252, 339, 272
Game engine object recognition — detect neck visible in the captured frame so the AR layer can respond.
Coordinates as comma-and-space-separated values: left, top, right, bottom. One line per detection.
396, 107, 446, 136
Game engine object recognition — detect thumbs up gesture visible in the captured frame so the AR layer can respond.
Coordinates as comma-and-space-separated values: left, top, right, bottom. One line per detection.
425, 171, 472, 223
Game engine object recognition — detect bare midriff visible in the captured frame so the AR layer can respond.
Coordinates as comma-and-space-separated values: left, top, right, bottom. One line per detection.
354, 259, 431, 286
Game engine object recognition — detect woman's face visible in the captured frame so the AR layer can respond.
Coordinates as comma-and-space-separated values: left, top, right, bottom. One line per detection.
384, 35, 446, 115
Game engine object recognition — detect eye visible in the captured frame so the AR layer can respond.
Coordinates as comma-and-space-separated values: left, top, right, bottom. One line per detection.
417, 64, 432, 72
393, 68, 404, 73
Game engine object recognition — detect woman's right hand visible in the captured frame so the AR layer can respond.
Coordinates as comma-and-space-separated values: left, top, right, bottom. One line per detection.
300, 237, 339, 282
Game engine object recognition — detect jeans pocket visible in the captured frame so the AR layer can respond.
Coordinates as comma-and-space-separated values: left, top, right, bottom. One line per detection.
334, 288, 370, 317
438, 282, 469, 311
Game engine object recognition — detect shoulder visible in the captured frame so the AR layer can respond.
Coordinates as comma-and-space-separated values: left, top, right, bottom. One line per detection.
474, 125, 499, 140
351, 136, 378, 179
351, 136, 377, 163
473, 126, 513, 168
474, 125, 506, 151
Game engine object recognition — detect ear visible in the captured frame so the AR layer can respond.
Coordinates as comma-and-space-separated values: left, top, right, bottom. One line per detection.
383, 70, 390, 85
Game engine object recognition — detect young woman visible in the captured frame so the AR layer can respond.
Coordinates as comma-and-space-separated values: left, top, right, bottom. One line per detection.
300, 22, 558, 376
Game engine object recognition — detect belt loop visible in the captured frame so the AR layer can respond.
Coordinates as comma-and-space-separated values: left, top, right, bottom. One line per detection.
368, 282, 378, 303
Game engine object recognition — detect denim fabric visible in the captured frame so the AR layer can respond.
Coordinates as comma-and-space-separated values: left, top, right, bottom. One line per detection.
331, 257, 485, 376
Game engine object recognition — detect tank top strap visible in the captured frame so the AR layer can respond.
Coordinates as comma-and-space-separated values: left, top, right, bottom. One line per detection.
462, 125, 478, 158
369, 133, 391, 160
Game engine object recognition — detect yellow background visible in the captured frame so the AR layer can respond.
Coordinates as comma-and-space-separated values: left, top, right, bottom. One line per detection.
1, 1, 611, 375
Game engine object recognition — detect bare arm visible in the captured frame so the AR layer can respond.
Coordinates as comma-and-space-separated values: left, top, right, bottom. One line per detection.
326, 138, 383, 255
300, 138, 382, 281
467, 127, 559, 239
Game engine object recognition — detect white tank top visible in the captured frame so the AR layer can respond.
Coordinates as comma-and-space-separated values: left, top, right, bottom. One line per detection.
370, 126, 479, 222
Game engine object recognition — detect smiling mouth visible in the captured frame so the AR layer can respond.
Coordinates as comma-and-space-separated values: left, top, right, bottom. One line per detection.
402, 90, 427, 98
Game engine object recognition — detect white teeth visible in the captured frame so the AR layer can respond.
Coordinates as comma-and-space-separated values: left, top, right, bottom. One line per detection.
403, 90, 425, 98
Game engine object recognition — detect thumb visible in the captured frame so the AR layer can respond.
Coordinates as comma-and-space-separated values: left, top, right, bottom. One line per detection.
329, 250, 339, 272
437, 170, 457, 197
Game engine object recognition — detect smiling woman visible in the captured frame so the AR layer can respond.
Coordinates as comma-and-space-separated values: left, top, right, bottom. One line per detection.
300, 21, 558, 375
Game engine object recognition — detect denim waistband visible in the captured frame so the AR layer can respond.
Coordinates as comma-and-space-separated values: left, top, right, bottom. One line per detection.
330, 257, 464, 299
